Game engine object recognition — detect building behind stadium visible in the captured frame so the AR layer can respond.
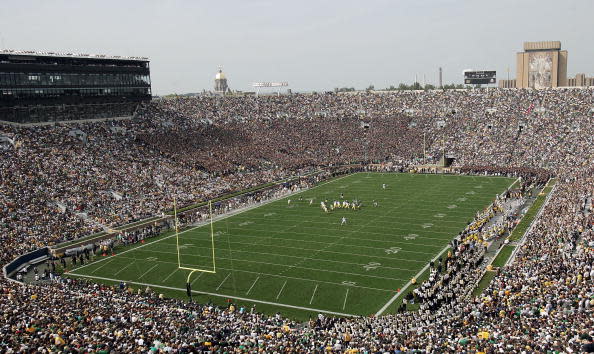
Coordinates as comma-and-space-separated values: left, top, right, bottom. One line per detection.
499, 41, 594, 89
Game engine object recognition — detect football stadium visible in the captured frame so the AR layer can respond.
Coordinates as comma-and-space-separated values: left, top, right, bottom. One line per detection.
1, 2, 594, 352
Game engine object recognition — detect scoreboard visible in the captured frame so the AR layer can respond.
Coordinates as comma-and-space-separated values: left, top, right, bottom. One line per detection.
464, 71, 496, 85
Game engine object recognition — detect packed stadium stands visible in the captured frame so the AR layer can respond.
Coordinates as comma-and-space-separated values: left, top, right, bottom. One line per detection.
1, 88, 593, 352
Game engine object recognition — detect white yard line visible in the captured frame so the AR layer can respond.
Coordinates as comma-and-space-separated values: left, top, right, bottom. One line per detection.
67, 272, 356, 317
343, 288, 350, 310
197, 227, 448, 250
246, 276, 260, 295
162, 268, 178, 283
276, 280, 287, 299
90, 258, 116, 274
309, 284, 319, 304
139, 264, 159, 280
138, 247, 420, 272
113, 261, 134, 276
191, 271, 205, 286
216, 273, 231, 291
73, 255, 395, 293
127, 249, 410, 282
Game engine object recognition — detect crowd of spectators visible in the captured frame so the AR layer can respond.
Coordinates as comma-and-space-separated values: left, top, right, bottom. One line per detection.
0, 87, 593, 351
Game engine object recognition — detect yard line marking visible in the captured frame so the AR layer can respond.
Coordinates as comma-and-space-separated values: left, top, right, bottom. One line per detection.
162, 268, 178, 283
124, 251, 409, 281
216, 273, 231, 291
190, 271, 205, 286
199, 228, 447, 250
276, 280, 287, 299
139, 247, 421, 272
246, 276, 260, 295
139, 264, 159, 280
113, 261, 134, 276
343, 288, 350, 310
67, 272, 356, 317
309, 284, 319, 304
90, 258, 116, 274
77, 255, 394, 292
68, 171, 354, 275
180, 236, 437, 260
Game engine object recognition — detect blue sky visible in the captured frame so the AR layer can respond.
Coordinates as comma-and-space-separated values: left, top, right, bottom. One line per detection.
1, 0, 592, 94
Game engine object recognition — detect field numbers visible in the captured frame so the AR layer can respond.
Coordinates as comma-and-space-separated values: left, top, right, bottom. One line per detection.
239, 221, 254, 226
447, 205, 458, 209
434, 213, 446, 218
342, 281, 357, 286
363, 262, 381, 271
456, 197, 467, 202
465, 191, 476, 195
385, 247, 402, 255
146, 257, 158, 262
404, 233, 418, 240
214, 231, 226, 237
264, 212, 276, 217
474, 185, 483, 189
421, 223, 433, 228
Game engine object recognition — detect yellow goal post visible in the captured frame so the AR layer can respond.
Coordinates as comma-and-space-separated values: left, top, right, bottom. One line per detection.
173, 198, 217, 286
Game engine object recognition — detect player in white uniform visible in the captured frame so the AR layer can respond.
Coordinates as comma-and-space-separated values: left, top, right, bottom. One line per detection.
341, 217, 347, 225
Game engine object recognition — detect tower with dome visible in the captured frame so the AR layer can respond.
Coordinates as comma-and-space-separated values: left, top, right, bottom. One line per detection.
214, 67, 229, 94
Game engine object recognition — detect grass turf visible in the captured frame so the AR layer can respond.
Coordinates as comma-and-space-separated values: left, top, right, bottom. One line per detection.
67, 172, 514, 320
509, 178, 557, 241
491, 245, 516, 268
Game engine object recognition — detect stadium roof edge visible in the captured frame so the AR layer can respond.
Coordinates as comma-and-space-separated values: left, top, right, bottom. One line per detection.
0, 49, 149, 61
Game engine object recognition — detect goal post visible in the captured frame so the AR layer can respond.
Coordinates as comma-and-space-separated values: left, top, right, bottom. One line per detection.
173, 199, 217, 299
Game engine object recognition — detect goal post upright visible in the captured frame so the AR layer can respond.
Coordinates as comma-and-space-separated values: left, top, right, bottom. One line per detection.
174, 197, 181, 268
176, 199, 217, 300
209, 200, 216, 273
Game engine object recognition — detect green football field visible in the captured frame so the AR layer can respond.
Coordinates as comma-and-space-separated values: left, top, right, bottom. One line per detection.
68, 172, 514, 319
